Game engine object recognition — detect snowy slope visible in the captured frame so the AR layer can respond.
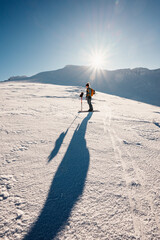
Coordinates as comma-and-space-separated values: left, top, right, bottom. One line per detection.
0, 82, 160, 240
5, 65, 160, 106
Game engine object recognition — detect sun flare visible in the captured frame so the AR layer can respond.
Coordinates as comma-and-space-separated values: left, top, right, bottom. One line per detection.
91, 54, 104, 69
89, 50, 106, 69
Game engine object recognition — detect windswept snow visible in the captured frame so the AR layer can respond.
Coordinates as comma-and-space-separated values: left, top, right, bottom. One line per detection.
0, 82, 160, 240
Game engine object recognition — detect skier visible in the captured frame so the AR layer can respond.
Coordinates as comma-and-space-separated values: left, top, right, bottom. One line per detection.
86, 82, 93, 112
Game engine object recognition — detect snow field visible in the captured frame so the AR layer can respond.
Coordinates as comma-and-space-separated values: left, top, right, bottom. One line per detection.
0, 82, 160, 240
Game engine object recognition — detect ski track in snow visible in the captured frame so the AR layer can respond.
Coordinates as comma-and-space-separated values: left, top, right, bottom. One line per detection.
104, 105, 160, 239
0, 82, 160, 240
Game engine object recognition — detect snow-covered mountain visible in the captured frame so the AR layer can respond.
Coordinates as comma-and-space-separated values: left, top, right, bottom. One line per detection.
5, 65, 160, 106
1, 82, 160, 240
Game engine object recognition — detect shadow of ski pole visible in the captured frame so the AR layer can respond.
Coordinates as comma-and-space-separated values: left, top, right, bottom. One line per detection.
23, 112, 92, 240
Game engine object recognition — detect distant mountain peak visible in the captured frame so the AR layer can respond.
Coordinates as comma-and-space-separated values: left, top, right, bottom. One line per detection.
132, 67, 149, 71
65, 64, 89, 69
3, 65, 160, 106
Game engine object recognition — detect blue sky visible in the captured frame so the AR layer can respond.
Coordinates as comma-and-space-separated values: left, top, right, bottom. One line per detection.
0, 0, 160, 81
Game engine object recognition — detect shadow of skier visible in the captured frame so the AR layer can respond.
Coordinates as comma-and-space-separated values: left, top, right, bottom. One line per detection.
48, 129, 68, 162
23, 112, 92, 240
48, 115, 78, 163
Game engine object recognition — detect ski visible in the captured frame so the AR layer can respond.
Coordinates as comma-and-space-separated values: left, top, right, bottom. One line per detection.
78, 110, 100, 113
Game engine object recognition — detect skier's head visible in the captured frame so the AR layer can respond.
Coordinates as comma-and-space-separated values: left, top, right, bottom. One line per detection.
86, 82, 90, 88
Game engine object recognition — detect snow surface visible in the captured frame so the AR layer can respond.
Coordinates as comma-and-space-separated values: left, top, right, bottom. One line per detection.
0, 82, 160, 240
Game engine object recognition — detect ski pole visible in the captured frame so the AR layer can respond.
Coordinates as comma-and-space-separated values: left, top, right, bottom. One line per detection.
81, 97, 82, 111
79, 92, 84, 111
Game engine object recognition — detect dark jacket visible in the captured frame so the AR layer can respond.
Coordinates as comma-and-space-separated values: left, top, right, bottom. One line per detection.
86, 88, 92, 98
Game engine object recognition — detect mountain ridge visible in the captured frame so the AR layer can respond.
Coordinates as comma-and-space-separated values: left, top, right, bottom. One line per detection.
6, 65, 160, 80
4, 65, 160, 106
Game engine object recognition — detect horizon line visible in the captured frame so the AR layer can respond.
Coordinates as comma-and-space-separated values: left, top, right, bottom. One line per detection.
1, 64, 160, 82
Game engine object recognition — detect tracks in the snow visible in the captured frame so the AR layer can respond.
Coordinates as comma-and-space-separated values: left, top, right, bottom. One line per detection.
104, 110, 160, 240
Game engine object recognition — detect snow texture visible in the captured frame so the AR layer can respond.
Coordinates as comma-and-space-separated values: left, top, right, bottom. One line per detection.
0, 82, 160, 240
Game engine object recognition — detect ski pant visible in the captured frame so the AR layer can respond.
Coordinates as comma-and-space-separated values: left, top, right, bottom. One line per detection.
87, 96, 93, 111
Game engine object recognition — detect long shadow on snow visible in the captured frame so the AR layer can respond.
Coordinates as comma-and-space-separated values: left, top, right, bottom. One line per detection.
23, 112, 92, 240
154, 122, 160, 128
48, 130, 68, 162
48, 115, 78, 163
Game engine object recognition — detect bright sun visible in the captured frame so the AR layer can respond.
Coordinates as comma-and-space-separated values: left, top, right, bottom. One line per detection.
91, 53, 104, 69
89, 50, 106, 69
